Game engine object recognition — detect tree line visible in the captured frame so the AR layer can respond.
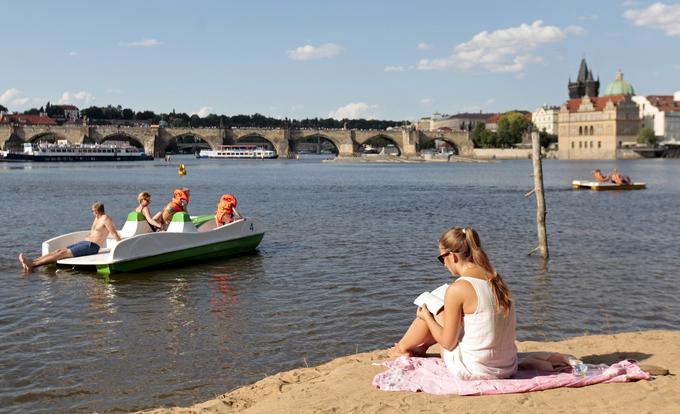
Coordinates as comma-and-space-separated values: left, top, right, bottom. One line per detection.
16, 103, 405, 130
471, 112, 557, 149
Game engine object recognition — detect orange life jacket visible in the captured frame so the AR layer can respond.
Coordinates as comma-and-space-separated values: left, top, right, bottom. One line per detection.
165, 189, 189, 213
216, 194, 237, 224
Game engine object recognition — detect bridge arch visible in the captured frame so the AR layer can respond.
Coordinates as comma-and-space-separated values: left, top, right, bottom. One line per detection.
355, 133, 401, 156
165, 132, 214, 154
29, 132, 69, 144
100, 133, 146, 149
290, 133, 340, 155
233, 133, 278, 150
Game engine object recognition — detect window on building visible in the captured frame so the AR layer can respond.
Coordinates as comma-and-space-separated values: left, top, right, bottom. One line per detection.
598, 141, 601, 148
618, 141, 622, 148
579, 126, 583, 135
571, 142, 574, 149
590, 126, 594, 135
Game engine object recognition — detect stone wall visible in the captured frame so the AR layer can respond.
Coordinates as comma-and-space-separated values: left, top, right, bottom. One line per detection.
473, 148, 533, 160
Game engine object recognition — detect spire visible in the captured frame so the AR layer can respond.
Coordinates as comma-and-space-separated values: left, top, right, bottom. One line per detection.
587, 70, 594, 81
577, 58, 589, 82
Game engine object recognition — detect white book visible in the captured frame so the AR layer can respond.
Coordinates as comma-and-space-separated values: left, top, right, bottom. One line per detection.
413, 284, 449, 315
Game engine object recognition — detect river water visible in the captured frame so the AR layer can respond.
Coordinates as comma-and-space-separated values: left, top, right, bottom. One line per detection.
1, 157, 678, 413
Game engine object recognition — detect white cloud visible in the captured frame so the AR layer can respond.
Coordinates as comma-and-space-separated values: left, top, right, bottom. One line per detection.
58, 91, 95, 105
624, 3, 680, 37
67, 51, 78, 57
119, 38, 163, 47
417, 42, 431, 50
420, 98, 432, 104
328, 102, 378, 120
0, 88, 25, 106
192, 106, 213, 117
416, 20, 581, 73
287, 43, 343, 60
384, 65, 406, 72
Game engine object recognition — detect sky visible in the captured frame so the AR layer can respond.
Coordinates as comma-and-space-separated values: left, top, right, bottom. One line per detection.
1, 0, 679, 121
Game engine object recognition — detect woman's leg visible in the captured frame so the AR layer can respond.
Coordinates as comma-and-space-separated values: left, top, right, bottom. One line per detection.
389, 317, 436, 357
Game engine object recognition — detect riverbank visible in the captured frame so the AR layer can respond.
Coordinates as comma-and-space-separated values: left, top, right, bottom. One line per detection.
142, 330, 680, 413
324, 154, 489, 163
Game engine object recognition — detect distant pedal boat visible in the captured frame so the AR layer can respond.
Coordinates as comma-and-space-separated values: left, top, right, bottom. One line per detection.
571, 180, 647, 190
47, 212, 264, 274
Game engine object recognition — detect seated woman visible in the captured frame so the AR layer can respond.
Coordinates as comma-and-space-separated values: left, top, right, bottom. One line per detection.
152, 188, 190, 231
592, 169, 610, 183
389, 226, 517, 380
215, 194, 242, 227
135, 192, 163, 231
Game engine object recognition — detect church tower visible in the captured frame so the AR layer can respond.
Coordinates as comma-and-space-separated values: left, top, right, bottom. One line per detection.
568, 58, 600, 98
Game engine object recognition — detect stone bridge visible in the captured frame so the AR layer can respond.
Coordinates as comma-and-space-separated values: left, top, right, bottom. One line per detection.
0, 124, 472, 158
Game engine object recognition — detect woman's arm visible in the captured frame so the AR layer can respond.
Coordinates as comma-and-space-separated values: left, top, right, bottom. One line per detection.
142, 206, 163, 228
419, 282, 465, 351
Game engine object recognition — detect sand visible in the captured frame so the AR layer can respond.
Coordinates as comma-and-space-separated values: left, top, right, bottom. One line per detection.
142, 330, 680, 413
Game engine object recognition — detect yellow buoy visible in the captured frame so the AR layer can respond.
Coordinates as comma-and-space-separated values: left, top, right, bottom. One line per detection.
178, 164, 187, 176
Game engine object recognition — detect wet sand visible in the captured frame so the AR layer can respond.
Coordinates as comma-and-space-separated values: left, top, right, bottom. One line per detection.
142, 330, 680, 413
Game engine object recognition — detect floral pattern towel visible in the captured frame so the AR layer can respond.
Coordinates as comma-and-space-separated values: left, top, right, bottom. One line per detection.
373, 357, 650, 395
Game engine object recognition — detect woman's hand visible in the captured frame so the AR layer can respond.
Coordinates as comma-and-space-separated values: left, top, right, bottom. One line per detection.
416, 304, 433, 321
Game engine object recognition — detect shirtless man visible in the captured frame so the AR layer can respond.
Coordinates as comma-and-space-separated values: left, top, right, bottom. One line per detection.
19, 202, 121, 272
592, 169, 610, 183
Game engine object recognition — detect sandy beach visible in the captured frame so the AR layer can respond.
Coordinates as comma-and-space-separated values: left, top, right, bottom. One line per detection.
142, 330, 680, 413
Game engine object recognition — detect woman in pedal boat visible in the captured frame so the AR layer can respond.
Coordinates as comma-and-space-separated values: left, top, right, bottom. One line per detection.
389, 226, 517, 380
135, 192, 163, 231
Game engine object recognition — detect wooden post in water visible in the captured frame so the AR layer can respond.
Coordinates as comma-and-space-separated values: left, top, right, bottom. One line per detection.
527, 130, 549, 259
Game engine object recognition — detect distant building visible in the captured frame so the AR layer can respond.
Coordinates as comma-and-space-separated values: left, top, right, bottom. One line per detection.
54, 104, 81, 121
485, 113, 501, 132
558, 71, 640, 160
568, 58, 600, 99
0, 113, 57, 126
532, 105, 559, 135
632, 94, 680, 142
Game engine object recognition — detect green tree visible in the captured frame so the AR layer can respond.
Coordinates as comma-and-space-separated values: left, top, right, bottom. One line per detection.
496, 112, 532, 148
0, 104, 7, 112
538, 130, 558, 148
471, 123, 498, 148
637, 127, 657, 146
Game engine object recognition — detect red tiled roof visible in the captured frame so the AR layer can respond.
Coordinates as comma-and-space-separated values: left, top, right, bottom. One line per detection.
645, 95, 680, 112
564, 95, 626, 113
2, 114, 58, 125
486, 113, 501, 123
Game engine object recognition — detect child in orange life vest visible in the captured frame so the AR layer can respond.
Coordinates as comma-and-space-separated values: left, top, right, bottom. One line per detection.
153, 188, 190, 230
215, 194, 241, 227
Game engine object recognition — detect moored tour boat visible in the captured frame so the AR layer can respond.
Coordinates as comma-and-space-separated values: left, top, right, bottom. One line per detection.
46, 211, 265, 274
571, 180, 646, 190
1, 140, 153, 162
197, 144, 278, 159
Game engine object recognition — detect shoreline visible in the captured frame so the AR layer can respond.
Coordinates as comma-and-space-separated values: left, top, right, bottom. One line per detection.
141, 330, 680, 413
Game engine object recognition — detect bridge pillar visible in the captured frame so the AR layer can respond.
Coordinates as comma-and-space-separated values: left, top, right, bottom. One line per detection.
0, 125, 12, 149
401, 128, 418, 157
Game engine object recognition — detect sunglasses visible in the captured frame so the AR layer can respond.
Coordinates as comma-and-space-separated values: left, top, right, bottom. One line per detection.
437, 251, 452, 265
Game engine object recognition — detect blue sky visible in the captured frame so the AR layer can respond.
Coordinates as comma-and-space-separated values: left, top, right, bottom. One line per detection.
1, 0, 678, 120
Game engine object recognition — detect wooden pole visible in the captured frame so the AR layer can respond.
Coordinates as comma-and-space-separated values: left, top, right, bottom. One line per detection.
530, 131, 549, 259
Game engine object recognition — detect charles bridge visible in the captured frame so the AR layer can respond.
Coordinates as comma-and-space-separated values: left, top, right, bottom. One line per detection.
0, 124, 472, 158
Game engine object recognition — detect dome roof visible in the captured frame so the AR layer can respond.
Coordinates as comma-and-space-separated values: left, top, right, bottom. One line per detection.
604, 70, 635, 96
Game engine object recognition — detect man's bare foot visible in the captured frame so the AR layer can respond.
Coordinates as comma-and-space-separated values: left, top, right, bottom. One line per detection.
19, 254, 31, 272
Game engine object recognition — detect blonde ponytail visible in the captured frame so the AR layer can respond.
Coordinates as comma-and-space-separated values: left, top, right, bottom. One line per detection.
440, 226, 513, 315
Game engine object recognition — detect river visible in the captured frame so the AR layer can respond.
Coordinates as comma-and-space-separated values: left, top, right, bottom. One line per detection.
1, 156, 678, 413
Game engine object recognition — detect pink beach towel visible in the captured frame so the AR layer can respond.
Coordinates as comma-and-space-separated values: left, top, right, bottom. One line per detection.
373, 357, 650, 395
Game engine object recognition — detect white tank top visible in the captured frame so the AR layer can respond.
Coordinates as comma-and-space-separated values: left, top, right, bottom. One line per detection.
442, 276, 517, 380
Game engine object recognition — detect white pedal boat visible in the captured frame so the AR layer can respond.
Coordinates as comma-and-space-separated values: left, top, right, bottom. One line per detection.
43, 212, 265, 274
